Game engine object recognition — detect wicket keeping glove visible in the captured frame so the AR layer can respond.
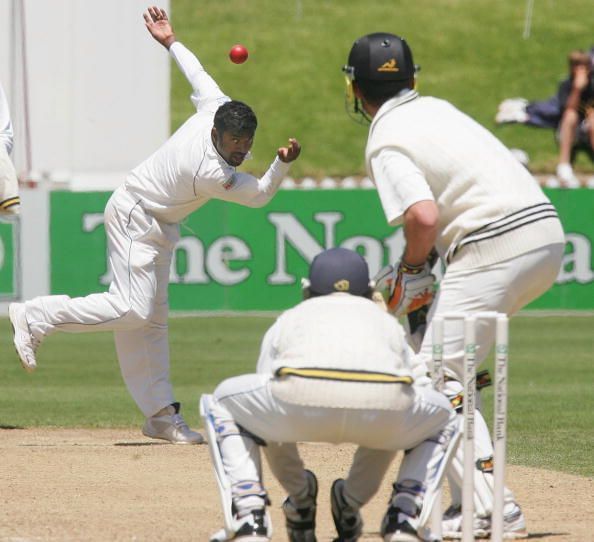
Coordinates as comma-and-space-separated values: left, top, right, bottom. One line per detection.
384, 260, 435, 317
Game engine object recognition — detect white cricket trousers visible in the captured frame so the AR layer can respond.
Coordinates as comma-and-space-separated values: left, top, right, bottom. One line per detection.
415, 242, 564, 516
417, 242, 565, 381
210, 373, 457, 513
24, 186, 180, 417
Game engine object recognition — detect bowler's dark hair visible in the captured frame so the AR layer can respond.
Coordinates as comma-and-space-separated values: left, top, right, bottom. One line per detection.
214, 100, 258, 135
356, 78, 412, 106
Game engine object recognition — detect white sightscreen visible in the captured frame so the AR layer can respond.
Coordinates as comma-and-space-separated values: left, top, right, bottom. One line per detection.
0, 0, 170, 190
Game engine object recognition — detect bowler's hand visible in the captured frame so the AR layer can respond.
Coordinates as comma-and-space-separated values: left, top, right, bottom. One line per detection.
144, 6, 176, 49
277, 138, 301, 163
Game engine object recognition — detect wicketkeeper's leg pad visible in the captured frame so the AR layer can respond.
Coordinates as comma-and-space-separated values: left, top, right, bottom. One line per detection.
200, 394, 271, 540
396, 410, 462, 529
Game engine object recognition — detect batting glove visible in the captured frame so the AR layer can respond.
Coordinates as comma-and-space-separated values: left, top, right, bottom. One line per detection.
386, 260, 435, 317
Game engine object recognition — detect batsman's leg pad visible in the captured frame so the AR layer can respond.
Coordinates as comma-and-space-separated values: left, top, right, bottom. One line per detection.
447, 406, 517, 518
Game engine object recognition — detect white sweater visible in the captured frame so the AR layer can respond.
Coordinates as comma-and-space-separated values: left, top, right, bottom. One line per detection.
366, 91, 565, 269
257, 293, 412, 379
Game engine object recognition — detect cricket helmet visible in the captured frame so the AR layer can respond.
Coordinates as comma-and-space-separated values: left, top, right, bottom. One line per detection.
342, 32, 417, 123
305, 248, 371, 298
344, 32, 415, 83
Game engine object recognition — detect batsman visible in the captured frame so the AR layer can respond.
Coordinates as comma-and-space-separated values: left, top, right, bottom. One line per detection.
342, 32, 565, 538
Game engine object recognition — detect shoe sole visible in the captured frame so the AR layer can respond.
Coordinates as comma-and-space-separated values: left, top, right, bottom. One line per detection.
142, 428, 204, 445
8, 304, 36, 373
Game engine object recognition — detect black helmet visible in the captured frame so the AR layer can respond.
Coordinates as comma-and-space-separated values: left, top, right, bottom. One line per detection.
305, 248, 371, 298
344, 32, 415, 83
342, 33, 417, 123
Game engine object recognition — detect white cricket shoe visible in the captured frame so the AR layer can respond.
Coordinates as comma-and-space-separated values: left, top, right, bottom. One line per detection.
442, 502, 528, 539
210, 509, 271, 542
142, 403, 204, 444
9, 302, 40, 372
556, 163, 581, 188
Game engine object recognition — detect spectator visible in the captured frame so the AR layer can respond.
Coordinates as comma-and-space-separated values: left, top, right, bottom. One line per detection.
555, 50, 594, 186
495, 48, 594, 187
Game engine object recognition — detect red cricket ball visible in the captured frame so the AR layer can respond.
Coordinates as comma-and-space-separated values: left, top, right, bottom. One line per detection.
229, 44, 249, 64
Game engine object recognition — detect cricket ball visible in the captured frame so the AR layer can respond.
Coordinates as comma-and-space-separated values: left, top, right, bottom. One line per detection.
229, 44, 249, 64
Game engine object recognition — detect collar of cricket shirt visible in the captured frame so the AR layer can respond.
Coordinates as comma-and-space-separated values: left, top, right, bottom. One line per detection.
371, 89, 419, 128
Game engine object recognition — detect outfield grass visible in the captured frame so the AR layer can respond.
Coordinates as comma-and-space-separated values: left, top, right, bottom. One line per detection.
1, 315, 592, 477
170, 0, 594, 177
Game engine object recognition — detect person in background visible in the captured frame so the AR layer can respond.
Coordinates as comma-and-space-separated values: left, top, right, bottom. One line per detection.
555, 50, 594, 186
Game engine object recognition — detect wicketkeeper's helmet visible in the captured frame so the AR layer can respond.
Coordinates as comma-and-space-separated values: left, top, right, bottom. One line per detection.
304, 248, 372, 298
342, 32, 417, 123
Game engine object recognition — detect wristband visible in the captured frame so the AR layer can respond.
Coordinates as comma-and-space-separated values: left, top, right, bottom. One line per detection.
398, 260, 425, 274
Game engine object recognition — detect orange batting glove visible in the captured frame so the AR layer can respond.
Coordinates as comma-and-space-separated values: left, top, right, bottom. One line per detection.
386, 260, 435, 317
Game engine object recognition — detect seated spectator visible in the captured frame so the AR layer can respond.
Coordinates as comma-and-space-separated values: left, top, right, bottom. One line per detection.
495, 48, 594, 187
556, 50, 594, 185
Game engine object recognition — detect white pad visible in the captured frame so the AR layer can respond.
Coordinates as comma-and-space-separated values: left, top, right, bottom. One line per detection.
200, 394, 235, 538
200, 394, 272, 541
447, 408, 516, 517
395, 412, 462, 531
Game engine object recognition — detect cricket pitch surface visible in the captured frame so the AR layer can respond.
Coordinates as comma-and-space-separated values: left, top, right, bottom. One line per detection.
1, 428, 591, 541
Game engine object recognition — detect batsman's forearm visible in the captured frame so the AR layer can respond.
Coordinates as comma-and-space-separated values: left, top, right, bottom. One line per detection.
401, 201, 438, 266
402, 227, 437, 266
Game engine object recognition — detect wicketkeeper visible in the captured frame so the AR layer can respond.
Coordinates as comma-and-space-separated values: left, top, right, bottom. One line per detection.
201, 248, 460, 542
343, 32, 565, 538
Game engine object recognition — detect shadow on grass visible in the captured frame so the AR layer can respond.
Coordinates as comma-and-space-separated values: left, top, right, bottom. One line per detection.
0, 424, 25, 429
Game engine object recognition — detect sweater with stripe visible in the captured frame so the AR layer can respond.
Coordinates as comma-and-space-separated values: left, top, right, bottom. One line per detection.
365, 91, 565, 270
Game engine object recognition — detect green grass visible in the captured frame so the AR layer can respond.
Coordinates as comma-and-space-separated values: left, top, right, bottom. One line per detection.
479, 315, 594, 477
1, 315, 592, 477
169, 0, 594, 177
